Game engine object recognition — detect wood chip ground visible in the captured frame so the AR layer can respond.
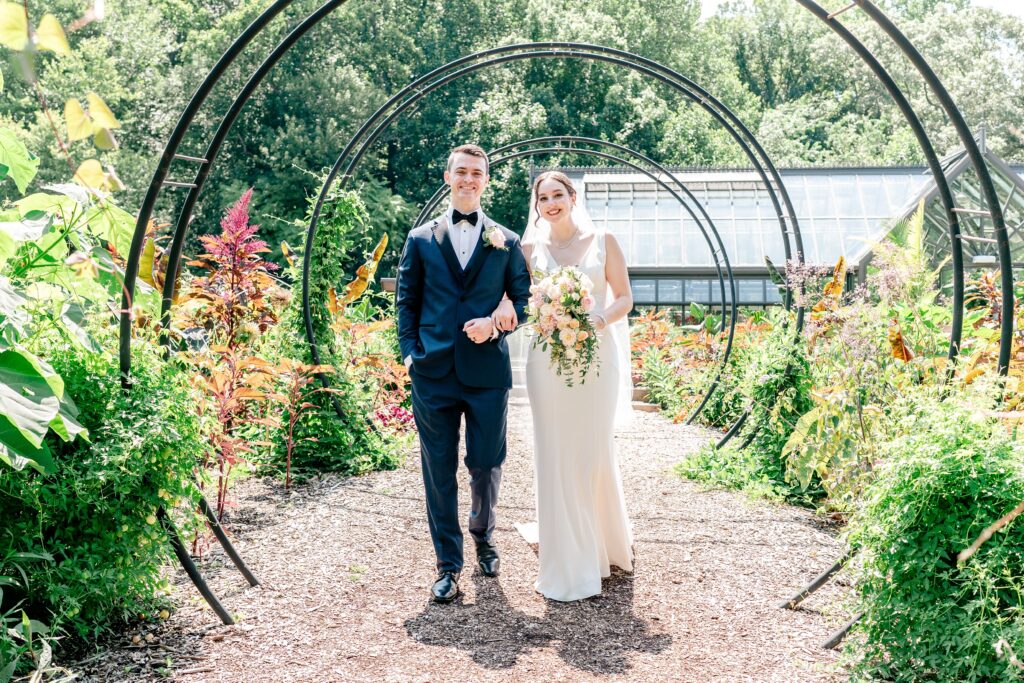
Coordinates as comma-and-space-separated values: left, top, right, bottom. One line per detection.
71, 403, 851, 682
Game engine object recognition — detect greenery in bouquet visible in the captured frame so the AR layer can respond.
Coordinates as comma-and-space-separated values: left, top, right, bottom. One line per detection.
527, 266, 600, 386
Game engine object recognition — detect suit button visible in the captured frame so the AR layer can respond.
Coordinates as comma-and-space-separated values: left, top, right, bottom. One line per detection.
459, 295, 466, 302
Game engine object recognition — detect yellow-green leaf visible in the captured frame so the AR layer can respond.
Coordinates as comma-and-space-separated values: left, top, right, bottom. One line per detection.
0, 3, 28, 51
35, 14, 69, 55
93, 127, 117, 150
104, 164, 124, 191
73, 159, 106, 192
138, 238, 157, 287
86, 92, 119, 129
64, 98, 92, 141
0, 128, 38, 194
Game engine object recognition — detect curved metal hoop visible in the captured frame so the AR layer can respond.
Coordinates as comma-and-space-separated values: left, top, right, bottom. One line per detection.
411, 136, 739, 424
117, 0, 1012, 623
300, 43, 806, 436
116, 1, 1011, 438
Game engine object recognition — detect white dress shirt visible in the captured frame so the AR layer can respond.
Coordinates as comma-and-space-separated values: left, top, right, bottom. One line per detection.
449, 206, 482, 269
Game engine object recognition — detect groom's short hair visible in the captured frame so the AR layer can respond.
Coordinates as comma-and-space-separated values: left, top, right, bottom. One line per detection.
447, 144, 489, 174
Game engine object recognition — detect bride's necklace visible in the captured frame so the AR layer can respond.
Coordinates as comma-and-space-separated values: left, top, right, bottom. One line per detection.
550, 226, 580, 250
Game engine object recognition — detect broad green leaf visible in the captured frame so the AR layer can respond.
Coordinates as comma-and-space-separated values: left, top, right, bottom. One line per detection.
73, 158, 106, 192
64, 98, 92, 141
85, 201, 134, 257
0, 128, 38, 194
11, 343, 63, 398
15, 192, 79, 219
93, 127, 117, 150
0, 347, 60, 449
0, 2, 27, 50
0, 227, 13, 269
0, 656, 17, 683
29, 229, 69, 265
59, 301, 99, 352
0, 276, 27, 338
86, 92, 119, 129
0, 431, 54, 472
0, 213, 49, 241
49, 397, 87, 442
35, 14, 69, 55
764, 256, 786, 286
24, 281, 66, 303
782, 406, 821, 460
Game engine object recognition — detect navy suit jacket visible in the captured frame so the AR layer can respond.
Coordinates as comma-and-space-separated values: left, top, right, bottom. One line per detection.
396, 212, 531, 389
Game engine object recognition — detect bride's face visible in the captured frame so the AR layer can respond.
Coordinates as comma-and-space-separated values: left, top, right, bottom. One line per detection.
535, 179, 575, 225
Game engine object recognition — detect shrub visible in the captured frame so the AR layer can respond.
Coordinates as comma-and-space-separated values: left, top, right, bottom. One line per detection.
0, 337, 206, 648
270, 190, 404, 478
678, 314, 817, 504
847, 396, 1024, 682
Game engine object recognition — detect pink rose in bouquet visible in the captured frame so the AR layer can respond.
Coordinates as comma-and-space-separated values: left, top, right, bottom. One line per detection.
526, 266, 600, 386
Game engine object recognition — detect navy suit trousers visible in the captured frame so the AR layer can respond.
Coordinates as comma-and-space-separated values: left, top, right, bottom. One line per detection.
409, 367, 507, 573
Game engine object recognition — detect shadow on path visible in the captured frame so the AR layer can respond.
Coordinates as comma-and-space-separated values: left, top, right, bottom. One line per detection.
404, 568, 670, 675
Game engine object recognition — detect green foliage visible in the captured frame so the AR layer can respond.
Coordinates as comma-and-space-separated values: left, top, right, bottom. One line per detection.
272, 190, 402, 478
679, 312, 817, 504
847, 395, 1024, 682
0, 336, 205, 648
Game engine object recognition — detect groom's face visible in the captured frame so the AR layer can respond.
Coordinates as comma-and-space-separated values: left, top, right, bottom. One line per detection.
445, 153, 489, 207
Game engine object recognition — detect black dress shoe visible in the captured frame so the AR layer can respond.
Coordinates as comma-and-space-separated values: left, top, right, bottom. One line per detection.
476, 542, 500, 577
431, 570, 460, 603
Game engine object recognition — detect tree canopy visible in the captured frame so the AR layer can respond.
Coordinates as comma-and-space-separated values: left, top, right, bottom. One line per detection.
3, 0, 1021, 257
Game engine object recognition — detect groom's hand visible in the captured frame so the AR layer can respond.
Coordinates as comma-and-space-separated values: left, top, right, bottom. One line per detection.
463, 317, 494, 344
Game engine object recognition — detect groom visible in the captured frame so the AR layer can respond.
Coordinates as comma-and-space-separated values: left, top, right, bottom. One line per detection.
396, 144, 531, 603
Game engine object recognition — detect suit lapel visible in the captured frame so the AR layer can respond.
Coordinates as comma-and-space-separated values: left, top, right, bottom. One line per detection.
462, 214, 495, 289
431, 216, 464, 284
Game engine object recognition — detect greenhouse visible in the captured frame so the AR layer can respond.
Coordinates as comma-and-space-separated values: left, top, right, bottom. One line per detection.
541, 138, 1024, 317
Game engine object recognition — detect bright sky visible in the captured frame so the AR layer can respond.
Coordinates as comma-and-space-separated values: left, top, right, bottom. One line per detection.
700, 0, 1024, 19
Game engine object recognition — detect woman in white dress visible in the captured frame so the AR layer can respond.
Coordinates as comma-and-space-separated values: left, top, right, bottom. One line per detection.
493, 171, 634, 601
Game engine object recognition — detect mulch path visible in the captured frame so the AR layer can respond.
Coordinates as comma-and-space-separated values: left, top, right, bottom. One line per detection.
72, 404, 851, 682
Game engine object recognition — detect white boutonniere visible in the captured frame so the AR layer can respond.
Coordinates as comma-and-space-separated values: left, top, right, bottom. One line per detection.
483, 225, 509, 251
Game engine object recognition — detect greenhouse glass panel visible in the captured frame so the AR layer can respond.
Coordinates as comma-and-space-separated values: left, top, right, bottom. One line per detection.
631, 279, 657, 303
685, 279, 712, 303
634, 232, 657, 266
738, 280, 765, 302
683, 223, 710, 265
658, 279, 684, 303
659, 231, 684, 266
733, 220, 762, 266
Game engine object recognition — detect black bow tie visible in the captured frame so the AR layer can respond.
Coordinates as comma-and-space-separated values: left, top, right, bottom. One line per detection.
452, 209, 478, 226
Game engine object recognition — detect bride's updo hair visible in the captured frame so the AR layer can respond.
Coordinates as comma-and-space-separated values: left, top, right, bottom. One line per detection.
531, 171, 577, 225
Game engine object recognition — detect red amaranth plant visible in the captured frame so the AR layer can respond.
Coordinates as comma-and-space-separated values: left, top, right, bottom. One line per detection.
176, 189, 289, 520
183, 188, 283, 347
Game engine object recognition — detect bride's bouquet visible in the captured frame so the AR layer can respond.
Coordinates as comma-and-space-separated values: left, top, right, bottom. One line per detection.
526, 266, 600, 386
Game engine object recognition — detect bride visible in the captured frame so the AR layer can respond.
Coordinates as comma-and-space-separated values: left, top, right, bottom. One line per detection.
493, 171, 634, 601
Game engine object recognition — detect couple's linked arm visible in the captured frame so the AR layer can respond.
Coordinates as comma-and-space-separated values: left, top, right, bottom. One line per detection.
499, 237, 532, 338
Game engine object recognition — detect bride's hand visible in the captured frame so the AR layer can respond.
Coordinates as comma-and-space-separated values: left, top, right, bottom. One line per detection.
491, 298, 517, 332
588, 311, 608, 331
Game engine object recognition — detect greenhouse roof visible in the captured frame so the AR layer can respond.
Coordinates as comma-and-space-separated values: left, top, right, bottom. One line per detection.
553, 154, 1024, 270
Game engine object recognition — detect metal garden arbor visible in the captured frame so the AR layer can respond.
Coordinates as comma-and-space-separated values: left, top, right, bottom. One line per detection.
117, 0, 1013, 633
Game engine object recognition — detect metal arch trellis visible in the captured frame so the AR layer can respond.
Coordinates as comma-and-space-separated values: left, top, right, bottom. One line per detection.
118, 0, 1012, 626
411, 136, 740, 425
300, 42, 809, 437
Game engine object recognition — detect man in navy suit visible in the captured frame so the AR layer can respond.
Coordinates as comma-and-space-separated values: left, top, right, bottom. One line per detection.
396, 144, 531, 602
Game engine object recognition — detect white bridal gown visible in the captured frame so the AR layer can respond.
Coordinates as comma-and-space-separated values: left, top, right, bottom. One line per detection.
525, 232, 634, 602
